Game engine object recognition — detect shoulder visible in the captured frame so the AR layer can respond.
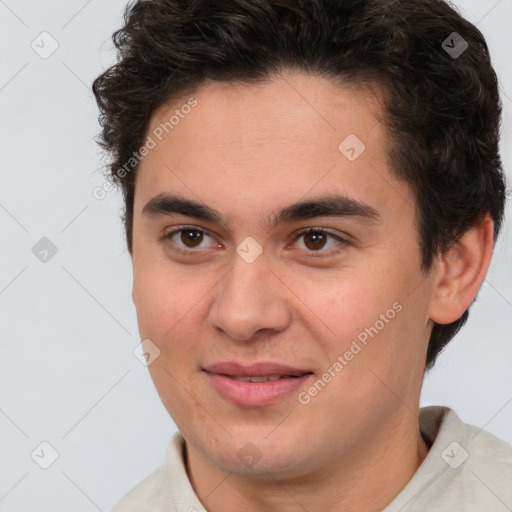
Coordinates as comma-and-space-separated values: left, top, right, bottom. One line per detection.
386, 406, 512, 512
423, 406, 512, 510
427, 406, 512, 470
108, 431, 187, 512
108, 430, 203, 512
458, 408, 512, 479
109, 464, 174, 512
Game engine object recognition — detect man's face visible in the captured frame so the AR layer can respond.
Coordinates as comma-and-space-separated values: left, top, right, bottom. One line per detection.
131, 72, 435, 477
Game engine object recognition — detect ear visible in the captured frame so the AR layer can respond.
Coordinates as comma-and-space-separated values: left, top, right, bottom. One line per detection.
429, 214, 494, 324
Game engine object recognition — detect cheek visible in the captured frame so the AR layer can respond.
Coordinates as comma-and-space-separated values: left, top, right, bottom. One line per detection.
308, 266, 418, 373
135, 270, 205, 418
133, 266, 194, 343
316, 276, 390, 342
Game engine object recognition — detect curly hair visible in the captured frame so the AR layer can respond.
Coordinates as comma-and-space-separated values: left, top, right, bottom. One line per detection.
92, 0, 506, 370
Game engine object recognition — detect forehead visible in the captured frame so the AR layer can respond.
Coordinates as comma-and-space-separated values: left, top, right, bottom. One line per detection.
148, 73, 385, 147
134, 72, 414, 227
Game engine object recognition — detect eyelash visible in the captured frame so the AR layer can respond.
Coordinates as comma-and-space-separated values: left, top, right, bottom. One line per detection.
161, 225, 349, 258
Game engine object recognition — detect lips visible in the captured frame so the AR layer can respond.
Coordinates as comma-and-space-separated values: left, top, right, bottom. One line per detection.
228, 375, 297, 383
203, 361, 312, 378
203, 361, 314, 407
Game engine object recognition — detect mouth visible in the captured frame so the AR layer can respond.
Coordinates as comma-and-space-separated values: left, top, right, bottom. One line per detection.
221, 374, 306, 383
202, 361, 314, 407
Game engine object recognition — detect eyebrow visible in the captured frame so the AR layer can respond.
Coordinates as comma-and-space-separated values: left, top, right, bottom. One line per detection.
141, 193, 380, 229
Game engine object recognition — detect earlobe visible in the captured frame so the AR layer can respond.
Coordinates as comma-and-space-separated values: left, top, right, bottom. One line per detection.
429, 214, 494, 325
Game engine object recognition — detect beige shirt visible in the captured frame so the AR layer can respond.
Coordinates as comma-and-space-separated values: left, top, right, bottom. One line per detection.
110, 406, 512, 511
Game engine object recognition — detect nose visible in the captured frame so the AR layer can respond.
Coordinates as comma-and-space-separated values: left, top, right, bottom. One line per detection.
208, 250, 293, 342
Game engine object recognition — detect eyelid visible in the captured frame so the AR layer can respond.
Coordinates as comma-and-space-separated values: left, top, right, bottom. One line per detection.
290, 226, 349, 256
161, 224, 220, 250
162, 224, 349, 256
294, 226, 346, 240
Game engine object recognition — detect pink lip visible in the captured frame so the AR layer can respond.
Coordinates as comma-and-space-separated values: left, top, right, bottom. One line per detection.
203, 361, 313, 407
203, 361, 311, 377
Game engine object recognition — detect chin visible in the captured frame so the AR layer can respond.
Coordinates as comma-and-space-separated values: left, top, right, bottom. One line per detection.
192, 430, 314, 480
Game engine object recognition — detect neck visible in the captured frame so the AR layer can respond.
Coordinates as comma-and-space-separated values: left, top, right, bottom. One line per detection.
185, 410, 430, 512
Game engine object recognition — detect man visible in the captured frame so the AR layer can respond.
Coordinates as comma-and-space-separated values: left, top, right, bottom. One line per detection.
92, 0, 511, 510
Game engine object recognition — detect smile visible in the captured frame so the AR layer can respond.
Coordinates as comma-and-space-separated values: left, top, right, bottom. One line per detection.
202, 362, 314, 407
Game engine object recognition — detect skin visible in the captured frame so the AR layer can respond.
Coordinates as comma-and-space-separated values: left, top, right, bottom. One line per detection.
130, 71, 494, 511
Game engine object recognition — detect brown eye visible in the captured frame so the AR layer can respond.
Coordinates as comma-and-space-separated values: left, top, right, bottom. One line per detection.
163, 226, 219, 254
303, 230, 329, 251
180, 229, 204, 248
293, 227, 348, 256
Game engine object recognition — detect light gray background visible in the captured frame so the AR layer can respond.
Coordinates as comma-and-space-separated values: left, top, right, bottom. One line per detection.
1, 1, 511, 510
